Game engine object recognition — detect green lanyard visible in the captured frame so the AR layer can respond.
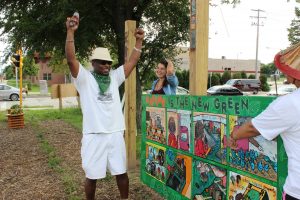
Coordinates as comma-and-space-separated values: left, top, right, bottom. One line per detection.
91, 72, 111, 94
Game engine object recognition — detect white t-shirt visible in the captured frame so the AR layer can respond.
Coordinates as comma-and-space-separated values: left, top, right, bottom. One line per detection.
72, 64, 125, 134
252, 88, 300, 199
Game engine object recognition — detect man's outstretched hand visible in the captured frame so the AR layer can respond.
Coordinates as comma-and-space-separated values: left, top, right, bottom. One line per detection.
134, 28, 145, 41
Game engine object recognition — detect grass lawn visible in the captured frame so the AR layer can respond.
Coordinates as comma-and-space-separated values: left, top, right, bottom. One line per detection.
7, 79, 50, 93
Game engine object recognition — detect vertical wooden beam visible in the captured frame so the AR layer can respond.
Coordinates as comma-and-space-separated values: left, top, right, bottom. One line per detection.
124, 20, 137, 170
189, 0, 209, 95
58, 84, 63, 110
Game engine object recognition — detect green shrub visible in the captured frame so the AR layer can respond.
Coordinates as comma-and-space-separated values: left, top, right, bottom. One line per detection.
232, 72, 242, 79
241, 71, 247, 78
10, 104, 23, 115
27, 82, 32, 90
221, 71, 231, 84
248, 74, 255, 79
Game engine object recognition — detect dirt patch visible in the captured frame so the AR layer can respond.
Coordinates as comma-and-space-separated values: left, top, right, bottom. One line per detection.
0, 119, 164, 200
0, 121, 66, 199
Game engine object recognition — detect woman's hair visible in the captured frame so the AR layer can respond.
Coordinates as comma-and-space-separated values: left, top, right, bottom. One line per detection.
159, 59, 169, 86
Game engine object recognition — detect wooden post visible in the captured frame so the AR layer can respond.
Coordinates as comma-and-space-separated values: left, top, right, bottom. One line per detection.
124, 20, 137, 169
189, 0, 209, 95
58, 84, 63, 110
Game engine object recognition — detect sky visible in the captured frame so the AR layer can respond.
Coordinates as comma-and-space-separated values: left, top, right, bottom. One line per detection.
0, 0, 299, 72
209, 0, 299, 64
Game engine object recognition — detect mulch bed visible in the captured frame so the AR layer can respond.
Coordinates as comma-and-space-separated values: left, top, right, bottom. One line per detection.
0, 119, 164, 200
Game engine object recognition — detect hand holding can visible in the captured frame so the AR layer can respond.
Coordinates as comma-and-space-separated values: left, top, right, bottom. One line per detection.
69, 12, 79, 28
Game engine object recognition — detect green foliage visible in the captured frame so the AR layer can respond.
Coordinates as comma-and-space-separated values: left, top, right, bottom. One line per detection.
176, 69, 189, 90
259, 74, 270, 92
259, 74, 268, 84
241, 71, 247, 78
208, 73, 221, 88
288, 7, 300, 45
248, 74, 256, 79
27, 82, 32, 90
232, 72, 242, 79
48, 49, 71, 74
3, 65, 14, 79
10, 104, 23, 115
22, 56, 39, 77
260, 63, 277, 76
221, 71, 231, 84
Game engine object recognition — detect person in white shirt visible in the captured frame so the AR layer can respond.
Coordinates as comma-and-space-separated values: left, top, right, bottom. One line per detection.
65, 14, 144, 200
230, 42, 300, 200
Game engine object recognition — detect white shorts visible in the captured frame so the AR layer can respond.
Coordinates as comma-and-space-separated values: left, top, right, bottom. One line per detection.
81, 131, 127, 179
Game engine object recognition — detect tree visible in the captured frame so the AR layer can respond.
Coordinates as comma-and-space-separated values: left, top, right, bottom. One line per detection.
221, 71, 231, 84
208, 73, 221, 88
288, 7, 300, 45
3, 65, 14, 80
22, 56, 39, 78
259, 74, 270, 92
260, 63, 277, 76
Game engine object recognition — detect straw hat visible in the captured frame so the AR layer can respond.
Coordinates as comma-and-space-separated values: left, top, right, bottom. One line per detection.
89, 47, 113, 62
274, 42, 300, 80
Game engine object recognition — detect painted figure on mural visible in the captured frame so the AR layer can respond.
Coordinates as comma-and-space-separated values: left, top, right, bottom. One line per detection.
168, 116, 178, 148
194, 121, 209, 157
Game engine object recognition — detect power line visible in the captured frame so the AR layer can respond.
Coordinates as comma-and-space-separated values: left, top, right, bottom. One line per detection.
250, 9, 266, 79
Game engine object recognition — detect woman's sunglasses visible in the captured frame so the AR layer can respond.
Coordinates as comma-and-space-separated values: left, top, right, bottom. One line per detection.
95, 60, 112, 65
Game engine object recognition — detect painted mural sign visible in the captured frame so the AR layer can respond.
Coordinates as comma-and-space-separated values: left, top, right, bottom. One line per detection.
146, 107, 166, 144
193, 112, 226, 163
145, 142, 167, 183
178, 110, 191, 152
167, 109, 192, 152
229, 172, 277, 200
193, 159, 227, 199
229, 116, 278, 181
141, 95, 286, 200
166, 149, 192, 199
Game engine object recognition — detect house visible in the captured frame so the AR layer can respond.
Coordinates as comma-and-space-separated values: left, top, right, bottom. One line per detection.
176, 47, 260, 76
33, 52, 66, 86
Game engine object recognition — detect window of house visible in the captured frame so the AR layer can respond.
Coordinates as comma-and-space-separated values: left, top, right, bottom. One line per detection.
43, 73, 52, 80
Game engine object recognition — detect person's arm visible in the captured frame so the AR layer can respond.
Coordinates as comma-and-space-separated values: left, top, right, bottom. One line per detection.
124, 28, 145, 78
65, 15, 79, 78
228, 121, 260, 149
165, 60, 178, 87
231, 121, 260, 140
166, 60, 175, 76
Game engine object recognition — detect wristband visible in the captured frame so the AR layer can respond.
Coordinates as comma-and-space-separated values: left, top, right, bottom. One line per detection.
134, 47, 142, 53
66, 40, 74, 42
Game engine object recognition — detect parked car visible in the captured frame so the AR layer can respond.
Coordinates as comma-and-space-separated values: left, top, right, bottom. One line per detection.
0, 84, 27, 101
207, 85, 243, 96
176, 86, 189, 95
225, 79, 261, 94
267, 85, 297, 96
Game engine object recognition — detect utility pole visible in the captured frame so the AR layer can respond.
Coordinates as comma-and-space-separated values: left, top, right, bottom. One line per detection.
251, 9, 266, 79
